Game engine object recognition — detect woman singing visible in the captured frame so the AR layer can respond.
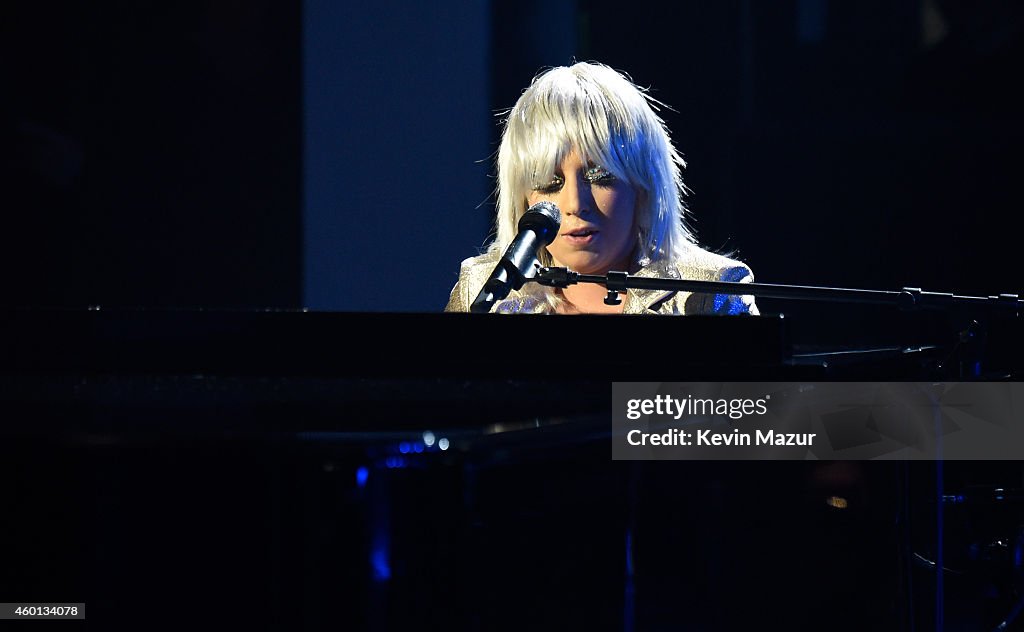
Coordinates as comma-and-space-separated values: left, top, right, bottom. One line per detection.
445, 62, 758, 316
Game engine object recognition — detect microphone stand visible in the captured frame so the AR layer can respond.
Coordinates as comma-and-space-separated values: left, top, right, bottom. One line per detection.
532, 266, 1023, 313
532, 266, 1022, 379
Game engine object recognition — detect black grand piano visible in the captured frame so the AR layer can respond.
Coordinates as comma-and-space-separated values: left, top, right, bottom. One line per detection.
1, 309, 1021, 631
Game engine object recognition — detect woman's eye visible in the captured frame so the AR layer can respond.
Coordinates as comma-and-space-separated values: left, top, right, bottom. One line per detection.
534, 177, 563, 194
586, 167, 616, 185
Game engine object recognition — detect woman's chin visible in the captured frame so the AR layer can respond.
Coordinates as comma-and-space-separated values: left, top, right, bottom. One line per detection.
564, 260, 620, 276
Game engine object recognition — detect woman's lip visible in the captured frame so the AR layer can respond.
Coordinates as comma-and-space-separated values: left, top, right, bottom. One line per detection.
563, 231, 598, 244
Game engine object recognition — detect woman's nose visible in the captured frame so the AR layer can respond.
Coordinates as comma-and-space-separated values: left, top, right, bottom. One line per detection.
559, 176, 591, 216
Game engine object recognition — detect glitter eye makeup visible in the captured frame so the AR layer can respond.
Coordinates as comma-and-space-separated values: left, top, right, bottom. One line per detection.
535, 166, 615, 194
584, 165, 615, 183
534, 175, 565, 193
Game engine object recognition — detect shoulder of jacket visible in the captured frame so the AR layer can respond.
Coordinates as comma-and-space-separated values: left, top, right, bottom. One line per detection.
459, 249, 501, 272
673, 244, 754, 282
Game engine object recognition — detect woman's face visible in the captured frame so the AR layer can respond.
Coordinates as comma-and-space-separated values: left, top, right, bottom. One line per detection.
527, 149, 637, 275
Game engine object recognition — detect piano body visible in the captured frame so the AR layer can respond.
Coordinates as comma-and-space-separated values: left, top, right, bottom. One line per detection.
1, 309, 1021, 630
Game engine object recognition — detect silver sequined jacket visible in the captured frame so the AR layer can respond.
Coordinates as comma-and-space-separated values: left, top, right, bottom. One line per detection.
444, 246, 759, 315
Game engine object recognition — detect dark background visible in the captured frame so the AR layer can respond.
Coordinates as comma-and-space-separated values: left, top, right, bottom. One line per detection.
4, 1, 1022, 317
3, 1, 1024, 630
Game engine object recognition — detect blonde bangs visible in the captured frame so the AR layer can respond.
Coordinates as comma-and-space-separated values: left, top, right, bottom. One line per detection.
509, 69, 643, 194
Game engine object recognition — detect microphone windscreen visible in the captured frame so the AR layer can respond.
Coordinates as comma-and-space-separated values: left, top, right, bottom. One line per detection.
518, 201, 561, 245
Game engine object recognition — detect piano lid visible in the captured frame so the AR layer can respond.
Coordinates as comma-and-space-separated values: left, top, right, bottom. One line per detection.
0, 308, 789, 380
0, 308, 796, 434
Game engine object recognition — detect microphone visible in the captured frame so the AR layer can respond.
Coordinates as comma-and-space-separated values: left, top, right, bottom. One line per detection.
470, 201, 561, 313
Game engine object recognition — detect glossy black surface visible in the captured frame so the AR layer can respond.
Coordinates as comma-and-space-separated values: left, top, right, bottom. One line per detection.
1, 309, 1020, 631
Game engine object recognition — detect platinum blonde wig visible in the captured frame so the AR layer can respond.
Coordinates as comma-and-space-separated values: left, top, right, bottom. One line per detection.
493, 62, 693, 267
